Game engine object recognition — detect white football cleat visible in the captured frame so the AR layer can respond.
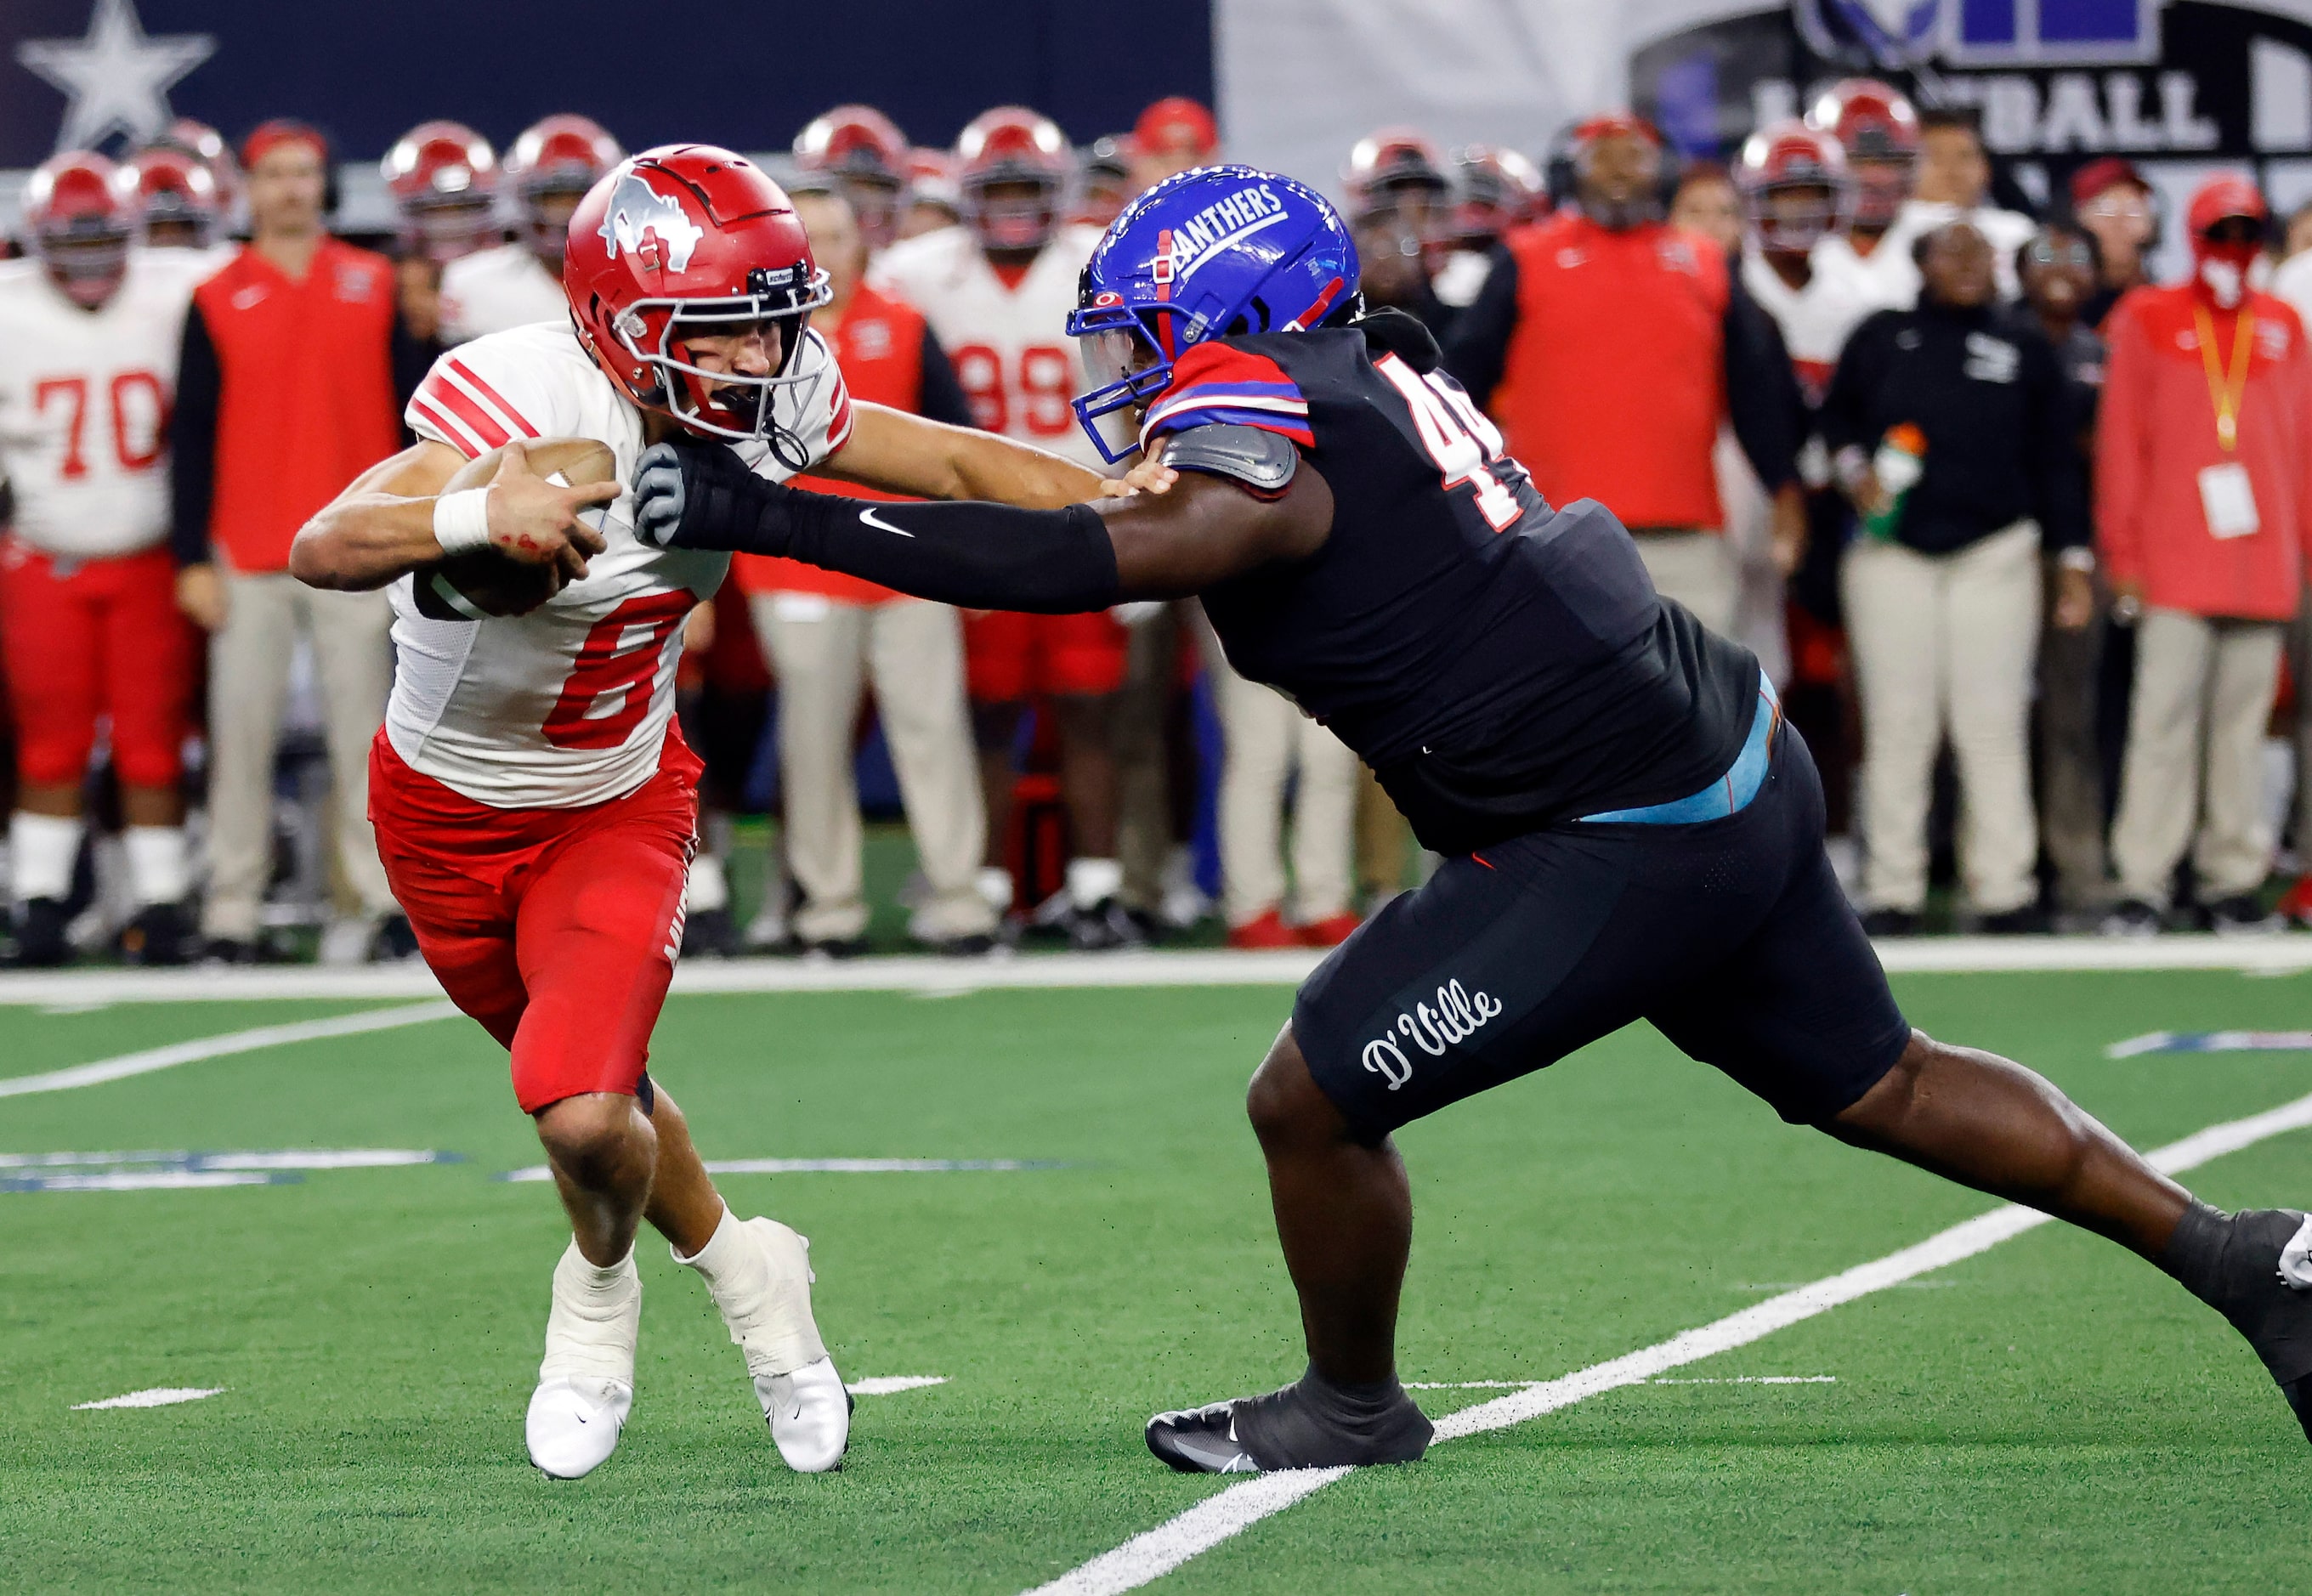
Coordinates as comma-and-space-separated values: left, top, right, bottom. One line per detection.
526, 1240, 641, 1480
756, 1356, 853, 1474
526, 1376, 634, 1480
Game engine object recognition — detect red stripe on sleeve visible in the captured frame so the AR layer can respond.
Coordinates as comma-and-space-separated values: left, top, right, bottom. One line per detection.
410, 396, 482, 458
446, 359, 540, 439
1159, 340, 1303, 399
422, 375, 512, 451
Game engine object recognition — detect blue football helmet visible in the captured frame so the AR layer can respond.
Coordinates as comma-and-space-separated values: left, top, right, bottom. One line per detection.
1066, 163, 1359, 461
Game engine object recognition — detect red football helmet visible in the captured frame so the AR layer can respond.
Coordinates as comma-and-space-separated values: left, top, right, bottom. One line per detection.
126, 146, 222, 249
382, 120, 499, 263
22, 151, 135, 308
1805, 79, 1918, 229
1343, 127, 1451, 225
795, 105, 909, 248
156, 116, 240, 207
1448, 144, 1546, 247
1736, 121, 1853, 253
956, 106, 1072, 252
565, 145, 833, 451
504, 114, 622, 262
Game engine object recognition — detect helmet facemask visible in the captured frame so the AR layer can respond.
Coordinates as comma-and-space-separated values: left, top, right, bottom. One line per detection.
37, 217, 131, 309
964, 175, 1062, 253
606, 261, 835, 461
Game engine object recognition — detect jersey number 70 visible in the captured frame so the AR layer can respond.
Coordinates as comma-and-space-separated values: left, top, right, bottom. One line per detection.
1372, 354, 1523, 532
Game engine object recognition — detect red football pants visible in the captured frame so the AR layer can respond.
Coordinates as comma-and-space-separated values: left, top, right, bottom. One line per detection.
368, 730, 700, 1113
964, 609, 1129, 701
0, 540, 194, 789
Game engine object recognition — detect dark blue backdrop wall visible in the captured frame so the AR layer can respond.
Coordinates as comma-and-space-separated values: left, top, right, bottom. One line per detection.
3, 0, 1215, 167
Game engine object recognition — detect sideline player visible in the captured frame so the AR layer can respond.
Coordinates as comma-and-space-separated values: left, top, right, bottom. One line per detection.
634, 164, 2312, 1471
441, 116, 622, 344
291, 145, 1114, 1479
871, 107, 1140, 947
0, 152, 212, 965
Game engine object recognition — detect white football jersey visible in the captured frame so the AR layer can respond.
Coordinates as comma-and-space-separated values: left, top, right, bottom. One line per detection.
869, 223, 1108, 470
1817, 201, 2039, 311
1742, 249, 1881, 406
394, 319, 853, 809
0, 249, 213, 558
439, 243, 570, 344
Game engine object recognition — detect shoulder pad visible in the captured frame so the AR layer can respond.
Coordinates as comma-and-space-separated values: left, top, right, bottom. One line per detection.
1159, 422, 1299, 495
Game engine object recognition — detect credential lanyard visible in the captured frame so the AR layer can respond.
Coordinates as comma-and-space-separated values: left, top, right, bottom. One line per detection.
2193, 303, 2256, 452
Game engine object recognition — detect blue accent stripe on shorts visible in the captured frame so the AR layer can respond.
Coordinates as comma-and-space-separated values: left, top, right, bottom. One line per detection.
1578, 671, 1782, 826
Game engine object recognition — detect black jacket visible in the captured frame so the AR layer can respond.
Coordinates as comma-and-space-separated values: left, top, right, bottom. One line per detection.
1819, 299, 2088, 554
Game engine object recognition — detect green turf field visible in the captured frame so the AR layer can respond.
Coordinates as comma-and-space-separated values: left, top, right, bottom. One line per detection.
3, 965, 2309, 1593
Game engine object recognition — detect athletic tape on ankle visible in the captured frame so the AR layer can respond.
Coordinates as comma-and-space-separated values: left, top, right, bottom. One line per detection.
432, 488, 492, 557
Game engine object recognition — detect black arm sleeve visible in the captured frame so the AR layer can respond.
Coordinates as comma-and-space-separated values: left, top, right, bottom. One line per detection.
170, 301, 220, 568
1722, 282, 1803, 492
1439, 242, 1519, 409
915, 327, 976, 429
784, 493, 1120, 613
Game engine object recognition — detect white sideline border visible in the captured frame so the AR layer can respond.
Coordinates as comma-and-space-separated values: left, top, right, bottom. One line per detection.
1021, 1085, 2312, 1596
0, 935, 2300, 1005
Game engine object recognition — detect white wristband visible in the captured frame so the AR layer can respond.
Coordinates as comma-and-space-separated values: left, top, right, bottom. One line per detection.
432, 488, 492, 557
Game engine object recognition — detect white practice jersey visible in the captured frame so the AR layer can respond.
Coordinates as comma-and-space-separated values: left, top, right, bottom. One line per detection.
1818, 200, 2040, 310
440, 243, 570, 344
395, 320, 853, 809
0, 249, 213, 558
870, 223, 1108, 471
1742, 249, 1882, 406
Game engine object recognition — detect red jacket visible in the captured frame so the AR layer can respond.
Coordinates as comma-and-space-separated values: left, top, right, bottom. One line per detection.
735, 282, 927, 607
2096, 281, 2311, 621
187, 239, 401, 573
1488, 213, 1729, 531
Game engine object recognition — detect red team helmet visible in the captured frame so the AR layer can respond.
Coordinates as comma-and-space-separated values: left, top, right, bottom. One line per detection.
382, 119, 500, 262
794, 105, 910, 246
1448, 144, 1547, 246
955, 106, 1072, 252
504, 113, 623, 260
565, 144, 833, 451
22, 150, 136, 307
1805, 78, 1918, 229
125, 145, 223, 248
1736, 120, 1853, 252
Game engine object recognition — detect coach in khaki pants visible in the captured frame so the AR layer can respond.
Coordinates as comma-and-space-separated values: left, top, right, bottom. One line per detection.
2097, 176, 2312, 933
170, 120, 407, 960
1822, 220, 2087, 932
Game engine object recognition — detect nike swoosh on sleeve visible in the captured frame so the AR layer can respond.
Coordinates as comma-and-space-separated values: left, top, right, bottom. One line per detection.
858, 507, 915, 539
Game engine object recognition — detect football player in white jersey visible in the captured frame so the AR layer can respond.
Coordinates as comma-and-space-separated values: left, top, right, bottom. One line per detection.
441, 116, 623, 345
0, 152, 213, 965
1735, 122, 1879, 408
290, 144, 1117, 1480
870, 106, 1142, 946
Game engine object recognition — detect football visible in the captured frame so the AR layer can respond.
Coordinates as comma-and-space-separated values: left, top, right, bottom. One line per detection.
413, 437, 618, 620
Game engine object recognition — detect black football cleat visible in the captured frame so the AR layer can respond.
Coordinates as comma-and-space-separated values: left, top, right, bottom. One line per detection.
2167, 1206, 2312, 1444
1147, 1371, 1433, 1474
11, 897, 71, 967
119, 902, 190, 966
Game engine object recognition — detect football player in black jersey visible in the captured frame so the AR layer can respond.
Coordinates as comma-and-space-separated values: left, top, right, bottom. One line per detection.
632, 166, 2312, 1474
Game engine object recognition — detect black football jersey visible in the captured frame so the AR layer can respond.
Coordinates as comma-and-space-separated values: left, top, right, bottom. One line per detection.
1150, 311, 1760, 854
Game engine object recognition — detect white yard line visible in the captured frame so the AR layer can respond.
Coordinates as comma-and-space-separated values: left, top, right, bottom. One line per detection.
1023, 1084, 2312, 1596
499, 1157, 1059, 1182
0, 937, 2299, 1005
847, 1376, 949, 1395
0, 1002, 457, 1098
72, 1387, 224, 1410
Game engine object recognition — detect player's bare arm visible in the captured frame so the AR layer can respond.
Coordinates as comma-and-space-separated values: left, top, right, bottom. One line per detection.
288, 437, 613, 593
817, 398, 1116, 507
631, 426, 1332, 606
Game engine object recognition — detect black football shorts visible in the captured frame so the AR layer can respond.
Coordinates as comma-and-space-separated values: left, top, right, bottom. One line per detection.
1293, 726, 1912, 1141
